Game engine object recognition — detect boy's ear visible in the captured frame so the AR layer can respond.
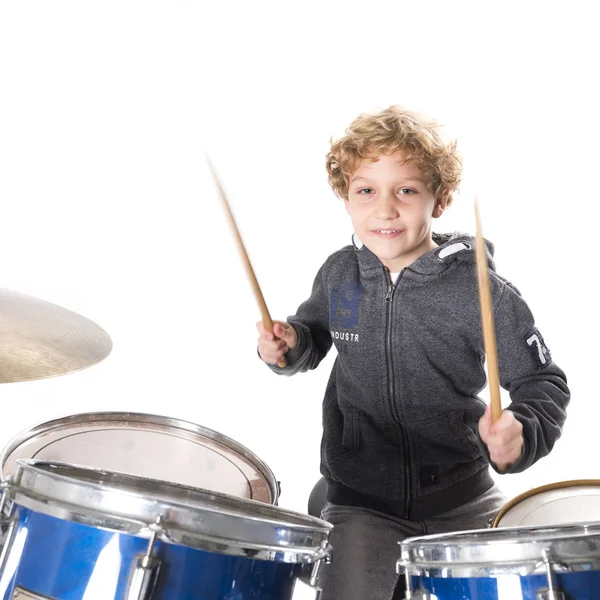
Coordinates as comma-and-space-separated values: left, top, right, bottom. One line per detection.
432, 193, 449, 218
344, 198, 350, 214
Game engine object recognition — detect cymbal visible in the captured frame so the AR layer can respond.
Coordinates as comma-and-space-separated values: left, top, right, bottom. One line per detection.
0, 286, 112, 383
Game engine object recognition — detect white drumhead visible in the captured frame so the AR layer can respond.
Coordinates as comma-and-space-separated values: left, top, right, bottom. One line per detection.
495, 481, 600, 527
1, 412, 279, 504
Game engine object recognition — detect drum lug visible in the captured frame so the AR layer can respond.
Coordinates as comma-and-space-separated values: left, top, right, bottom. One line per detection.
0, 476, 16, 567
536, 593, 565, 600
0, 517, 17, 576
310, 541, 332, 584
0, 477, 15, 519
126, 517, 163, 600
405, 589, 438, 600
295, 542, 332, 599
397, 561, 438, 600
535, 548, 566, 600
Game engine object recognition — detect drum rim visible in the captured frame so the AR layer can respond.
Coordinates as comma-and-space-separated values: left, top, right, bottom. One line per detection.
6, 460, 332, 563
492, 479, 600, 527
0, 410, 279, 504
398, 522, 600, 576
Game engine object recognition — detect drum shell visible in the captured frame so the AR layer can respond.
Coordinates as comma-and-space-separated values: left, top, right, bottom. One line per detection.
405, 572, 600, 599
0, 505, 303, 600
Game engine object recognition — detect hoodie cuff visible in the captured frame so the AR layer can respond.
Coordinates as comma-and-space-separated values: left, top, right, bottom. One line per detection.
282, 323, 307, 364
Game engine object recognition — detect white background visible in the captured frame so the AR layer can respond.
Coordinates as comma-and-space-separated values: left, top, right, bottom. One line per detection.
0, 1, 598, 521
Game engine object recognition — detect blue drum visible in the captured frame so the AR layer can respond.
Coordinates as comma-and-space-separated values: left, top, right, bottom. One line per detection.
0, 460, 331, 599
397, 524, 600, 599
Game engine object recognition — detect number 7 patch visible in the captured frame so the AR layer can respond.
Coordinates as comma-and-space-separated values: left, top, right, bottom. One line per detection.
526, 328, 552, 367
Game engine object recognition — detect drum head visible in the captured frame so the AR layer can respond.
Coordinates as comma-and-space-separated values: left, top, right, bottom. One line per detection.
494, 480, 600, 527
0, 412, 278, 504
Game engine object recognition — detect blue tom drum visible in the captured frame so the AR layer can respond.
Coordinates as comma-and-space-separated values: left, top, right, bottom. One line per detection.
397, 523, 600, 599
0, 460, 331, 600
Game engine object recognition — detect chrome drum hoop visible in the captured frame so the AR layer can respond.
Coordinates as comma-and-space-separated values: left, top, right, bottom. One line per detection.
7, 460, 331, 564
398, 523, 600, 578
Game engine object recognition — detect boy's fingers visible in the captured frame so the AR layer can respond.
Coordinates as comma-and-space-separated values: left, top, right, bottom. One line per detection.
256, 322, 274, 341
273, 322, 297, 346
273, 322, 287, 337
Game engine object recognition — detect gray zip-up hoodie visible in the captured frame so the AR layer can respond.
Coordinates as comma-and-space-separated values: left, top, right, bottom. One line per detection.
268, 233, 570, 519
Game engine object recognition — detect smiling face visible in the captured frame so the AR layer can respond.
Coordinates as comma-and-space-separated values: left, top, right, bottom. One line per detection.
345, 151, 448, 272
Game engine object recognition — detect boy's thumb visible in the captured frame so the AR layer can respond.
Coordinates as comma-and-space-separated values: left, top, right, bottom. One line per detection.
478, 405, 492, 440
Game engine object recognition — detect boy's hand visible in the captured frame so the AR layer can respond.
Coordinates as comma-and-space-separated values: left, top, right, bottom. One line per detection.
257, 320, 298, 365
478, 406, 524, 471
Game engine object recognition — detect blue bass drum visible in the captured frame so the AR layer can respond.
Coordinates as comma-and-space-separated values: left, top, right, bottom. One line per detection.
397, 524, 600, 599
0, 460, 331, 600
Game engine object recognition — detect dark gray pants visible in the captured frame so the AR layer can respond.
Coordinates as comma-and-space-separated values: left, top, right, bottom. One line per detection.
318, 485, 506, 600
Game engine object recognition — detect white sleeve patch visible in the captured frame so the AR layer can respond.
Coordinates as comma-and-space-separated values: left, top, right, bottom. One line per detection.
526, 329, 551, 367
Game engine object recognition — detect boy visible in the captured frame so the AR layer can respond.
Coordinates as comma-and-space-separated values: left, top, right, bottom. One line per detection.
257, 106, 569, 600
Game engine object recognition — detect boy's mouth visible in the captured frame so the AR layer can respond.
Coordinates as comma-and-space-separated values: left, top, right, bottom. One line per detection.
372, 228, 403, 236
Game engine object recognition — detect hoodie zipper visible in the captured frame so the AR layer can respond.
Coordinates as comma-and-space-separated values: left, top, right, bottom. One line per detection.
384, 268, 412, 518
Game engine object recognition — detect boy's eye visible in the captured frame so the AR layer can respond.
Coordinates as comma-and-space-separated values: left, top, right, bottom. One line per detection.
357, 188, 374, 195
398, 188, 416, 195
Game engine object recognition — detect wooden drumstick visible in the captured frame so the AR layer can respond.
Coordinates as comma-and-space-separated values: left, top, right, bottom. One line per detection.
474, 197, 502, 423
207, 157, 287, 368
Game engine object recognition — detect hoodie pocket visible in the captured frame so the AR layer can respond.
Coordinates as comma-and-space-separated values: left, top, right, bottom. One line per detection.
342, 411, 360, 450
323, 410, 361, 464
408, 410, 481, 468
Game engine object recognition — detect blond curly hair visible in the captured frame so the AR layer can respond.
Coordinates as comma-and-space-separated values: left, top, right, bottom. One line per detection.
326, 106, 462, 205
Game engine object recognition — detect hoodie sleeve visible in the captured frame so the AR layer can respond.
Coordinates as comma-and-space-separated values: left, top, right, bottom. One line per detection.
488, 281, 570, 473
265, 262, 333, 376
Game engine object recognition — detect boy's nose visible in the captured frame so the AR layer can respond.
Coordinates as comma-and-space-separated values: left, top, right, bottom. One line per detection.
374, 191, 399, 219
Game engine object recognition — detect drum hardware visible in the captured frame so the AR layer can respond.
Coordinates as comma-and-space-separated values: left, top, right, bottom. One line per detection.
293, 541, 332, 600
308, 541, 332, 599
397, 562, 438, 600
534, 548, 566, 600
0, 478, 17, 583
0, 477, 14, 519
0, 476, 16, 568
405, 591, 438, 600
0, 513, 17, 578
126, 517, 164, 600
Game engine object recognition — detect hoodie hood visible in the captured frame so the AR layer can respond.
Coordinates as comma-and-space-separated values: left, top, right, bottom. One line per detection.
355, 231, 496, 276
432, 232, 496, 269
